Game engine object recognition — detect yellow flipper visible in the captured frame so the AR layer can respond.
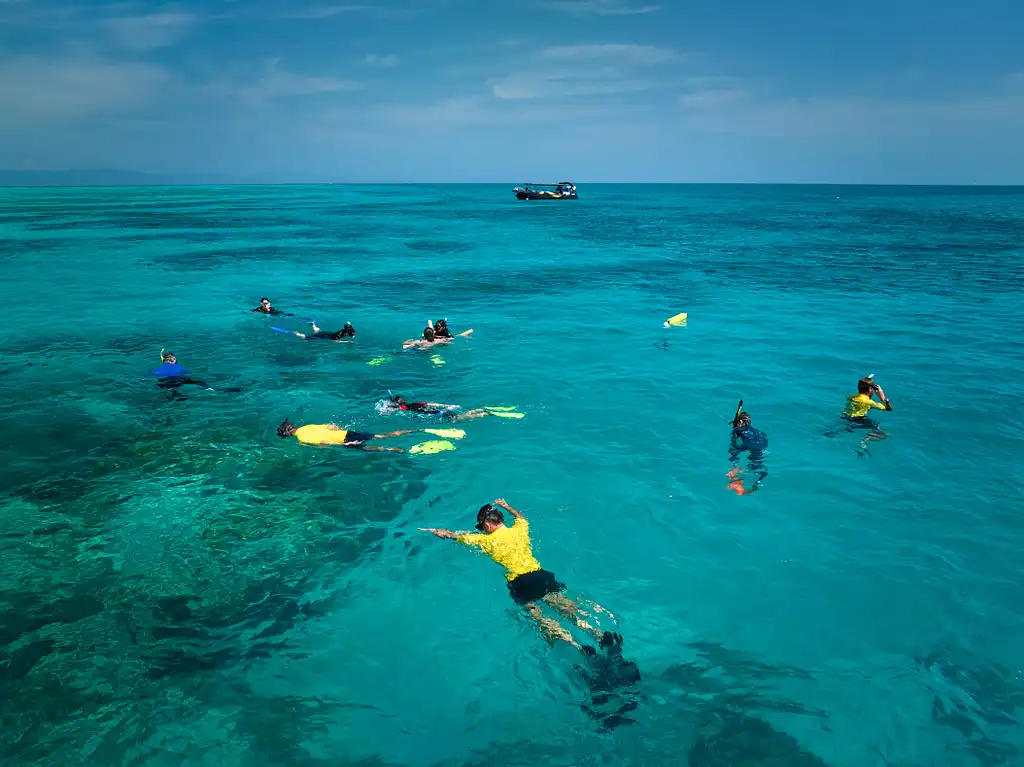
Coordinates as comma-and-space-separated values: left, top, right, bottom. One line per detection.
367, 356, 391, 367
409, 440, 455, 455
424, 428, 465, 439
430, 355, 446, 366
489, 411, 524, 419
664, 312, 688, 327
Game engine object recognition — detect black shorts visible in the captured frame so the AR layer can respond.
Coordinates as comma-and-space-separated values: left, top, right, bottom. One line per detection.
508, 570, 565, 605
343, 431, 375, 444
842, 415, 880, 431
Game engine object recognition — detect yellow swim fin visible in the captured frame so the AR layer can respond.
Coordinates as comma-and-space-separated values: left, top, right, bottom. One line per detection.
424, 428, 465, 439
664, 312, 688, 327
483, 406, 517, 412
409, 440, 455, 455
367, 356, 391, 367
489, 411, 525, 419
430, 355, 446, 366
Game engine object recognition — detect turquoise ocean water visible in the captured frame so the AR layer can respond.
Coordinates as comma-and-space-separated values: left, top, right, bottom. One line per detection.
1, 184, 1023, 766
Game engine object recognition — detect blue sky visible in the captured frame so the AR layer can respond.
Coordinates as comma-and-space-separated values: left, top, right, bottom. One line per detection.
1, 0, 1022, 182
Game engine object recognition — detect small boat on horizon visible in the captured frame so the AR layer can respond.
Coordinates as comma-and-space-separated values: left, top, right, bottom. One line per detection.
513, 182, 578, 200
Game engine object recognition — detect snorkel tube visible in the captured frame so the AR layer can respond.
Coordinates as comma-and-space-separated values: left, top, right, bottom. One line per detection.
731, 399, 744, 427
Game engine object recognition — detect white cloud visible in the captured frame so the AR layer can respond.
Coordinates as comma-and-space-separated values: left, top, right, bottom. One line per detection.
0, 55, 168, 124
364, 53, 398, 67
677, 86, 1024, 139
103, 11, 195, 51
225, 59, 360, 103
490, 43, 677, 100
539, 43, 677, 65
283, 4, 371, 19
545, 0, 660, 15
680, 87, 747, 108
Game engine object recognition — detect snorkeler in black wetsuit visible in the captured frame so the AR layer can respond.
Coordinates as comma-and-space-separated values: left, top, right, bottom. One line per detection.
727, 410, 768, 495
289, 322, 356, 341
252, 297, 292, 316
385, 394, 495, 421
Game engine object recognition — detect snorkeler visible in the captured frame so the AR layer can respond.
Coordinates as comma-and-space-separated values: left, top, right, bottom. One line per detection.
828, 374, 893, 454
252, 297, 291, 315
276, 419, 417, 452
726, 403, 768, 495
403, 326, 449, 349
431, 319, 473, 339
285, 322, 356, 341
422, 499, 616, 651
147, 351, 241, 398
147, 351, 207, 395
384, 395, 495, 421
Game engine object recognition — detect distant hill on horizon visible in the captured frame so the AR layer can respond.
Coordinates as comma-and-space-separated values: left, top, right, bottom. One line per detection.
0, 169, 233, 187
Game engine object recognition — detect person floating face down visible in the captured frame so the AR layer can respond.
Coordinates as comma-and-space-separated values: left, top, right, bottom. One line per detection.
386, 394, 494, 422
276, 419, 416, 452
403, 325, 446, 349
147, 351, 207, 397
727, 412, 768, 495
253, 297, 291, 316
838, 375, 893, 454
421, 499, 619, 652
290, 322, 356, 342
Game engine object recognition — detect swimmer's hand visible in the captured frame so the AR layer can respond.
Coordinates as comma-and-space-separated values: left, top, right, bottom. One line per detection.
493, 498, 523, 519
875, 385, 892, 410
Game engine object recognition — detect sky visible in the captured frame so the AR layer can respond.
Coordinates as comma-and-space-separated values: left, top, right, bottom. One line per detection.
1, 0, 1023, 183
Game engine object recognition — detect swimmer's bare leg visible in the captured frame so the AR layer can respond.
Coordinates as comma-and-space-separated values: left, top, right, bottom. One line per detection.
525, 603, 580, 649
858, 428, 887, 455
453, 409, 491, 421
543, 593, 602, 639
373, 430, 418, 439
353, 445, 404, 453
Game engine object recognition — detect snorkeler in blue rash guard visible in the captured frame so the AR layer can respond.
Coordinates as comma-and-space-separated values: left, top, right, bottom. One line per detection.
148, 351, 207, 396
727, 411, 768, 495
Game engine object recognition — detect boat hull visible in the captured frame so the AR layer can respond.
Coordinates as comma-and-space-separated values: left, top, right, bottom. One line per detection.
515, 190, 578, 200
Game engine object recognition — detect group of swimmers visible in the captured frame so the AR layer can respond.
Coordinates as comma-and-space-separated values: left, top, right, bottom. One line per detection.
147, 298, 896, 689
725, 373, 893, 495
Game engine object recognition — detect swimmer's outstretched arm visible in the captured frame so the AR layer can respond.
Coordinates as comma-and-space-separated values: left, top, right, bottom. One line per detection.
420, 528, 472, 540
456, 329, 473, 337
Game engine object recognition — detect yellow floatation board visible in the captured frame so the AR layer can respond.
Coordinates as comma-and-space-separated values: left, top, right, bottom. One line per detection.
424, 428, 465, 439
664, 312, 688, 327
409, 440, 455, 455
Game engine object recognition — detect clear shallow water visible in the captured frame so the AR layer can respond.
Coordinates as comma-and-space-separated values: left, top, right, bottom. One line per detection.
1, 183, 1023, 766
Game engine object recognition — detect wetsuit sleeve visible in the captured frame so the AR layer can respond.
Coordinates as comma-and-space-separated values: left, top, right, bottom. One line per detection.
456, 533, 487, 548
867, 399, 887, 411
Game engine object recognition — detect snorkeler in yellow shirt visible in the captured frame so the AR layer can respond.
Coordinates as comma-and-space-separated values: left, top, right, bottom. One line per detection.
276, 419, 418, 453
830, 375, 893, 454
422, 498, 614, 651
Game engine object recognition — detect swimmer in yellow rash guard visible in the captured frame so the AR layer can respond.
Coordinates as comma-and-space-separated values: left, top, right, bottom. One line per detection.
835, 375, 893, 454
276, 419, 418, 453
422, 498, 616, 650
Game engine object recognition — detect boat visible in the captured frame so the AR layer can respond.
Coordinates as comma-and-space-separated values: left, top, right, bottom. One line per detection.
513, 182, 578, 200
